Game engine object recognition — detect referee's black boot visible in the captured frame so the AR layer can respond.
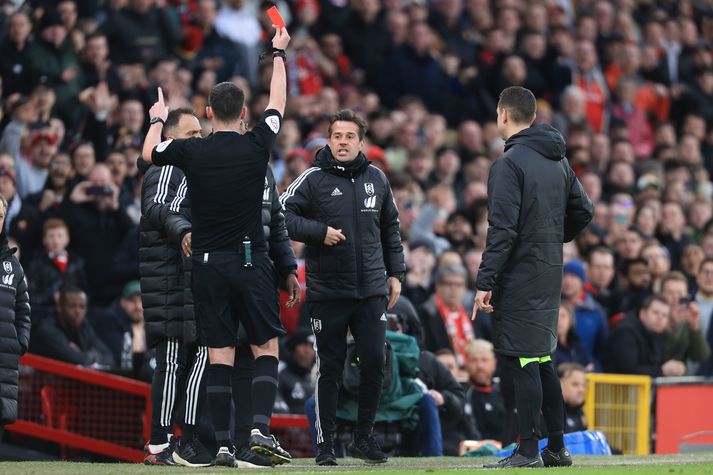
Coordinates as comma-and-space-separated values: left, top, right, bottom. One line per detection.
348, 434, 388, 464
541, 447, 573, 467
236, 445, 274, 468
249, 429, 292, 465
316, 441, 337, 466
483, 451, 544, 469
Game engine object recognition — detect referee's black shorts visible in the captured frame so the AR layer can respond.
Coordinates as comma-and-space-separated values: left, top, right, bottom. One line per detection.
192, 250, 285, 348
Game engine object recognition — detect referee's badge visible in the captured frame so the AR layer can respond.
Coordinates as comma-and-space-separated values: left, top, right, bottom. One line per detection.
312, 318, 322, 333
265, 115, 281, 134
156, 139, 173, 152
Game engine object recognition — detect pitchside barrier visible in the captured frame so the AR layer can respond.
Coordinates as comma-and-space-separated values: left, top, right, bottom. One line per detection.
4, 354, 311, 462
583, 373, 652, 455
7, 355, 710, 461
654, 376, 713, 454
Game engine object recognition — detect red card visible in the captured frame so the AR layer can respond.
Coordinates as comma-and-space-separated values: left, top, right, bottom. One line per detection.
267, 6, 285, 29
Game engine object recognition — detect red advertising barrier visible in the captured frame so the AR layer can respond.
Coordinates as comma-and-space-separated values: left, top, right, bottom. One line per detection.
5, 354, 311, 461
655, 384, 713, 454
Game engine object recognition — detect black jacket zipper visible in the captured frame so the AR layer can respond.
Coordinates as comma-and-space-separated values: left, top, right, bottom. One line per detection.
351, 176, 363, 298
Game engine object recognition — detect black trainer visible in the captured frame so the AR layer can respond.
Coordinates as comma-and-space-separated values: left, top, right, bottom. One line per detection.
143, 440, 176, 466
236, 446, 274, 468
249, 430, 292, 465
214, 446, 237, 467
172, 436, 213, 467
483, 451, 544, 469
347, 434, 388, 464
541, 447, 573, 467
316, 441, 338, 466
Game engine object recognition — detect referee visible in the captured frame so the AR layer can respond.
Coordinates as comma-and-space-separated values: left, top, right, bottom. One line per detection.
281, 109, 406, 465
142, 27, 291, 467
473, 87, 594, 468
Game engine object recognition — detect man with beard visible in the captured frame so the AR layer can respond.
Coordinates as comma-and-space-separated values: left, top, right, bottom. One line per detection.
27, 153, 73, 219
444, 212, 476, 255
281, 109, 405, 465
610, 258, 653, 323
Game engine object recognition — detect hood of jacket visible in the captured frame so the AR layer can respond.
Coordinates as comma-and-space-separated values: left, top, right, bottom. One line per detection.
0, 232, 16, 259
314, 145, 369, 178
504, 124, 566, 161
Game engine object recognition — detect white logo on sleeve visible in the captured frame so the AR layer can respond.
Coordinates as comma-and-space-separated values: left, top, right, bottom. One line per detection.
156, 139, 173, 153
3, 261, 12, 273
265, 115, 280, 134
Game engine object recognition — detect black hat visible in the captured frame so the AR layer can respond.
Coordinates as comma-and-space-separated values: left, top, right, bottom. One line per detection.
39, 10, 63, 31
409, 238, 436, 255
285, 328, 314, 352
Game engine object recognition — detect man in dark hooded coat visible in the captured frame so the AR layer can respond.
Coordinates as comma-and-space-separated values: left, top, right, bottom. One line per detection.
473, 86, 594, 468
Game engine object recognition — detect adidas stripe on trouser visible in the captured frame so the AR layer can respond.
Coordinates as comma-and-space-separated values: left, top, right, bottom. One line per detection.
149, 339, 208, 443
310, 296, 388, 444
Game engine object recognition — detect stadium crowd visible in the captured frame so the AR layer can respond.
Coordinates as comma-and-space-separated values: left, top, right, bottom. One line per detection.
1, 0, 713, 457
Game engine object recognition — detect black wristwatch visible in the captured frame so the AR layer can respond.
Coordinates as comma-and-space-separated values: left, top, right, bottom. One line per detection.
391, 273, 405, 283
150, 116, 165, 126
273, 49, 286, 60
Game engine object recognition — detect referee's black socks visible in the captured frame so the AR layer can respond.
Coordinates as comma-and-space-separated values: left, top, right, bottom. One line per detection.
251, 355, 279, 435
207, 364, 233, 448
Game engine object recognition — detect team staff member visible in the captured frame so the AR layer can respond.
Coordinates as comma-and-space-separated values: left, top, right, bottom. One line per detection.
142, 26, 291, 468
473, 87, 593, 469
281, 109, 405, 466
139, 107, 211, 467
0, 195, 31, 440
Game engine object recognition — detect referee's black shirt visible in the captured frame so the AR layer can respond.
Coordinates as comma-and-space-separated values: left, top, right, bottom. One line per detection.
152, 109, 282, 254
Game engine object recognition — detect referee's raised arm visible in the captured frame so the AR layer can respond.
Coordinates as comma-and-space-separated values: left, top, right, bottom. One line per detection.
141, 87, 169, 164
265, 26, 290, 117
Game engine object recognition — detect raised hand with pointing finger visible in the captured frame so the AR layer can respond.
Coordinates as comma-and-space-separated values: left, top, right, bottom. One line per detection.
142, 87, 171, 162
149, 87, 169, 124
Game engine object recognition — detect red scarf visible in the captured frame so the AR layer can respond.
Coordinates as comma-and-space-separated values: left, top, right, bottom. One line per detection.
49, 251, 68, 274
435, 293, 475, 366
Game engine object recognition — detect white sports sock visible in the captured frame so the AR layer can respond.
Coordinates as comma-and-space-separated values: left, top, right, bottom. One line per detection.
148, 442, 169, 453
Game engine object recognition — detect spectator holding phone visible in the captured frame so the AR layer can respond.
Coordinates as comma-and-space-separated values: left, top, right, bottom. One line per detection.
659, 271, 710, 373
60, 163, 133, 305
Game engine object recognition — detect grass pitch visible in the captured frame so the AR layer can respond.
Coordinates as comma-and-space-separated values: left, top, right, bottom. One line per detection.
1, 454, 713, 474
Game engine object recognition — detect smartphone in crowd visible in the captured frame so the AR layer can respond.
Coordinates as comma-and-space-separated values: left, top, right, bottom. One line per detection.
86, 185, 113, 197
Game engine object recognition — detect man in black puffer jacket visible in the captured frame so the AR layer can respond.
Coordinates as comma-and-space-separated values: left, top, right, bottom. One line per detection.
138, 107, 210, 466
0, 194, 31, 437
473, 87, 593, 469
281, 109, 405, 466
